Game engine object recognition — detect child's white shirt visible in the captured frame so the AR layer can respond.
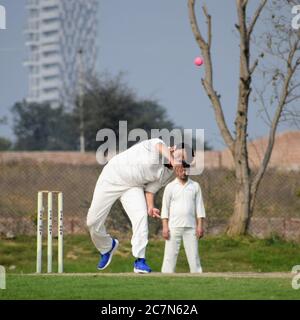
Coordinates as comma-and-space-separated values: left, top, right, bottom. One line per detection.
161, 177, 206, 228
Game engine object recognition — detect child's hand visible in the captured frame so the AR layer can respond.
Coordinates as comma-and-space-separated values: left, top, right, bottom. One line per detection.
162, 227, 170, 240
196, 226, 204, 239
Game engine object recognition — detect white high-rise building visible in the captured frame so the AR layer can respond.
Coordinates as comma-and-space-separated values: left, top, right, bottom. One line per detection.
24, 0, 98, 108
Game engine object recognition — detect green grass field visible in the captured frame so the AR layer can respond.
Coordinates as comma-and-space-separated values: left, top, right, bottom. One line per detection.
1, 274, 299, 300
0, 235, 300, 299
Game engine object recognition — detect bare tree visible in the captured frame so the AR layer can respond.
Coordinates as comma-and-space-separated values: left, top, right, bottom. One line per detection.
188, 0, 300, 235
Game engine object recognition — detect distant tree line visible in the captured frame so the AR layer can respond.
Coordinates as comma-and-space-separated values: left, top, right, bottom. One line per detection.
1, 74, 211, 151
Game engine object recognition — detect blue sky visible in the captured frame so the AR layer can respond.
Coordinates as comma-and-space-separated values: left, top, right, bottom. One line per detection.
0, 0, 295, 149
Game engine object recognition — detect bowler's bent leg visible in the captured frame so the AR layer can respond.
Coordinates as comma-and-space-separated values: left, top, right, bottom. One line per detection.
120, 187, 148, 258
87, 177, 127, 254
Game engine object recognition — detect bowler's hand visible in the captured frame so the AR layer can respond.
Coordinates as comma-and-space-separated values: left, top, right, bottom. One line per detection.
196, 226, 204, 239
162, 227, 170, 240
148, 207, 160, 219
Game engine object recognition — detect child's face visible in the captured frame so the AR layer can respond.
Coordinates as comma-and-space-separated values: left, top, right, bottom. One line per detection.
175, 166, 189, 180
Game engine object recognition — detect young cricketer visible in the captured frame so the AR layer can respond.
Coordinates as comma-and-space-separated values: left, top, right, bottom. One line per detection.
161, 165, 206, 273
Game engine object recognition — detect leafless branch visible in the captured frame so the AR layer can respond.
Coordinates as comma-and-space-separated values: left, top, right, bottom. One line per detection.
202, 5, 212, 48
251, 38, 300, 195
248, 0, 268, 38
250, 58, 259, 74
289, 82, 300, 94
188, 0, 207, 49
285, 95, 300, 105
253, 84, 273, 126
188, 0, 235, 152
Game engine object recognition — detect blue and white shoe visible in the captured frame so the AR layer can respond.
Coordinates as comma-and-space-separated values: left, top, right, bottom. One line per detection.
97, 238, 119, 270
134, 258, 152, 274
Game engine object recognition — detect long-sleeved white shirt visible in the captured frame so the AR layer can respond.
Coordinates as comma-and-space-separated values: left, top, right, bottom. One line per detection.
103, 138, 174, 193
161, 178, 206, 228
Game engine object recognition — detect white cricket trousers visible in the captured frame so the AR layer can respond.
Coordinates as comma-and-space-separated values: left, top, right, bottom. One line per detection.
161, 227, 202, 273
86, 168, 148, 258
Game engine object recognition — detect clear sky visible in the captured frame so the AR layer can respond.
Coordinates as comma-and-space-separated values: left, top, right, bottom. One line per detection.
0, 0, 294, 149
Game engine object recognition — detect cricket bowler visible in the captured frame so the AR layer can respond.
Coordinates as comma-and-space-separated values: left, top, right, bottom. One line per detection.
87, 138, 194, 273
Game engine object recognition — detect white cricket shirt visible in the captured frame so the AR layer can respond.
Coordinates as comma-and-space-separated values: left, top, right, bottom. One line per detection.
161, 178, 206, 228
103, 138, 174, 193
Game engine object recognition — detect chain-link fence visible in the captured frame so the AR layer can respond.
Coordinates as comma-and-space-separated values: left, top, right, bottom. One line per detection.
0, 156, 300, 240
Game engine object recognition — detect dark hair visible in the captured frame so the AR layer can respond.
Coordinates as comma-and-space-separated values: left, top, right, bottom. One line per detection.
175, 143, 195, 164
182, 160, 191, 168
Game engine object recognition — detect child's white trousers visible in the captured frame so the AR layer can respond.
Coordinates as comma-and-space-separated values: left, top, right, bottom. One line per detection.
161, 227, 202, 273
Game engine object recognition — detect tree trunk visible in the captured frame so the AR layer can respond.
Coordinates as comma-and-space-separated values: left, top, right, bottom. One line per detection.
227, 163, 251, 236
227, 135, 251, 236
226, 2, 252, 236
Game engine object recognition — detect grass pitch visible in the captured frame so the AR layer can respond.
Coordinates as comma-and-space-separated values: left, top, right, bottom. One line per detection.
0, 274, 299, 300
0, 235, 300, 299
